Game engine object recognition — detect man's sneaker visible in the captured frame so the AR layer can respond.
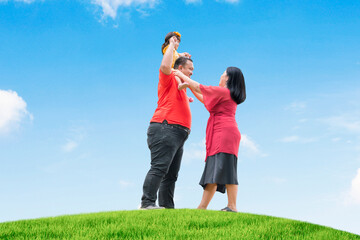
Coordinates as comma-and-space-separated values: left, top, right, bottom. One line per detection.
140, 205, 165, 210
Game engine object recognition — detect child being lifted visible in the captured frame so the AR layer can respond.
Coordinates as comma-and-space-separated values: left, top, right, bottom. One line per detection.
162, 31, 194, 102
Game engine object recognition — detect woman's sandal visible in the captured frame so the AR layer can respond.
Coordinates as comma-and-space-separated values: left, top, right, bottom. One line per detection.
221, 207, 237, 213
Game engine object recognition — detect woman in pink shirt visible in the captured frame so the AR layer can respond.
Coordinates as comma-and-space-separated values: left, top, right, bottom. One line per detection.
174, 67, 246, 212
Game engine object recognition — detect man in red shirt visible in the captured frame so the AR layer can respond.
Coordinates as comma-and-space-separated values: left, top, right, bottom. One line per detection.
140, 36, 194, 209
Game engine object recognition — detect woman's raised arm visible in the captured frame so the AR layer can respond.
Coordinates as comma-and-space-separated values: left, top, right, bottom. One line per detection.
190, 89, 204, 103
173, 70, 203, 103
173, 70, 201, 94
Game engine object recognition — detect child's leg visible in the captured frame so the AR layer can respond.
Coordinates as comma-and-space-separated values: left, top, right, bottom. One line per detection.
178, 82, 189, 90
175, 76, 189, 90
197, 184, 217, 209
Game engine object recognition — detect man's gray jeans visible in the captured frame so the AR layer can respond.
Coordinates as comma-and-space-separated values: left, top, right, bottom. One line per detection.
141, 121, 189, 208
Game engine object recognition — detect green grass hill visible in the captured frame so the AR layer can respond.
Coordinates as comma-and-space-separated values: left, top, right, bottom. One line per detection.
0, 209, 359, 239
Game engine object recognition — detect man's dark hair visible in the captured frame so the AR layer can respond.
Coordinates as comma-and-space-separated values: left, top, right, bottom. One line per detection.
226, 67, 246, 105
174, 57, 193, 69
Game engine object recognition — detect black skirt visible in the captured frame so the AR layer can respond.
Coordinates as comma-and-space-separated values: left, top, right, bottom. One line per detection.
199, 152, 238, 194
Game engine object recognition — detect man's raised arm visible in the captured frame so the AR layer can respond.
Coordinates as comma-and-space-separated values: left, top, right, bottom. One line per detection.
160, 36, 177, 75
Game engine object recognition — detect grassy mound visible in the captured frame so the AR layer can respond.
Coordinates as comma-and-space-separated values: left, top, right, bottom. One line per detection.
0, 209, 359, 239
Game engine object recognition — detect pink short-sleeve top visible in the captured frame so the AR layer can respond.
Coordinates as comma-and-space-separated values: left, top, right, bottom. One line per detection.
200, 84, 241, 161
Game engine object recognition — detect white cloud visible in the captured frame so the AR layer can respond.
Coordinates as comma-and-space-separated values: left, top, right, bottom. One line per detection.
92, 0, 158, 19
183, 138, 206, 163
0, 90, 32, 134
241, 134, 259, 153
216, 0, 240, 3
321, 115, 360, 134
2, 0, 239, 19
240, 134, 267, 158
279, 135, 316, 143
184, 135, 266, 162
332, 137, 341, 142
285, 101, 307, 114
270, 177, 287, 184
119, 180, 133, 188
18, 0, 35, 3
61, 126, 87, 153
184, 0, 202, 4
0, 0, 36, 3
346, 168, 360, 205
280, 135, 299, 143
135, 8, 150, 17
62, 140, 78, 153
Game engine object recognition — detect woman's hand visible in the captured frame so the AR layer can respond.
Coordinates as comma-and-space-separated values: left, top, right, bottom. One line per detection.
173, 69, 186, 80
174, 69, 203, 98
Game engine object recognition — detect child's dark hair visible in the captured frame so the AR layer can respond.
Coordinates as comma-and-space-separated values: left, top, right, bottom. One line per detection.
226, 67, 246, 105
161, 32, 181, 54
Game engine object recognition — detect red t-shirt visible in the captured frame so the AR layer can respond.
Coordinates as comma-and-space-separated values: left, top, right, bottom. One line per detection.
200, 84, 241, 161
150, 70, 192, 129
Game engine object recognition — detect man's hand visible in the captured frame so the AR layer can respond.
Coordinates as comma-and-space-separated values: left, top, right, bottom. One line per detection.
160, 36, 178, 75
179, 52, 191, 58
169, 36, 179, 48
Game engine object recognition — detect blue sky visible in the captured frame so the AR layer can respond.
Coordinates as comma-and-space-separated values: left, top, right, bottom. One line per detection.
1, 0, 360, 235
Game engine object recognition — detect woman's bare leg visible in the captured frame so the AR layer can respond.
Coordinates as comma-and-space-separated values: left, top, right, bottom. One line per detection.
225, 184, 238, 212
197, 184, 217, 209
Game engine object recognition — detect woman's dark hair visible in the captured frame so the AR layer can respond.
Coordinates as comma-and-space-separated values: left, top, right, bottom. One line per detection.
226, 67, 246, 105
161, 32, 181, 54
